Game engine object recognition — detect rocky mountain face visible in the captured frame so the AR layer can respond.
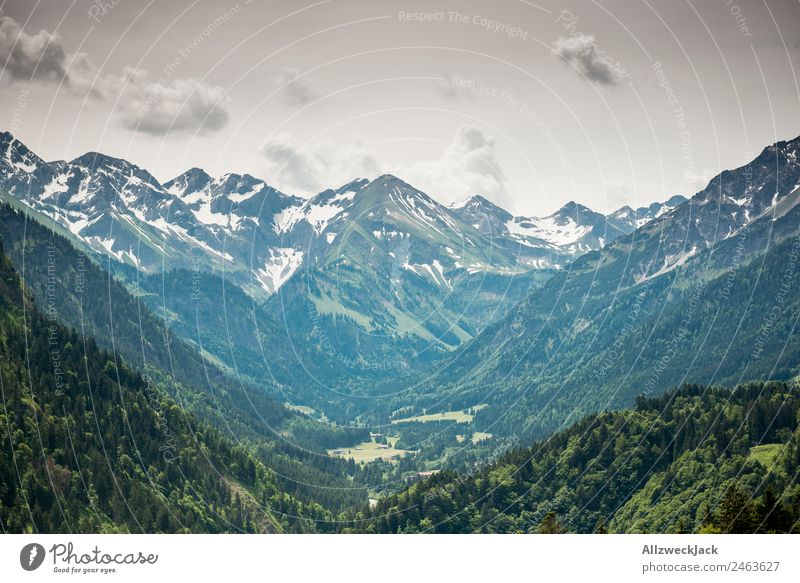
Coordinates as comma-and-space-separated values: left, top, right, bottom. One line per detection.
608, 194, 688, 232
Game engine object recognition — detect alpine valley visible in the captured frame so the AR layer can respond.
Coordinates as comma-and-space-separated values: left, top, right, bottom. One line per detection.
1, 130, 799, 533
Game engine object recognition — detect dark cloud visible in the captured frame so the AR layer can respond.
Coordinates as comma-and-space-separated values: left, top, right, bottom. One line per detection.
553, 34, 620, 85
0, 16, 69, 82
117, 69, 229, 136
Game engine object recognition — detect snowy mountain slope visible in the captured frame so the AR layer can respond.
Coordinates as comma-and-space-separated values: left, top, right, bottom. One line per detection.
0, 130, 689, 326
265, 174, 547, 374
450, 194, 688, 268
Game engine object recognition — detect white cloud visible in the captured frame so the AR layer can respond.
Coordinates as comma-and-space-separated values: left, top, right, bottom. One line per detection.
0, 15, 229, 136
276, 67, 319, 107
395, 125, 508, 206
553, 34, 621, 85
260, 126, 508, 203
260, 133, 379, 194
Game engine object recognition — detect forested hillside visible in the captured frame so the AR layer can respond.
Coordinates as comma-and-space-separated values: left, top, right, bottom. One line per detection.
0, 241, 330, 532
0, 204, 373, 514
357, 382, 800, 533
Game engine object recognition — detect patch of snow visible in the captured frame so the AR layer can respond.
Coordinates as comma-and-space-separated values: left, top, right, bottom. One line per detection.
69, 175, 95, 205
402, 260, 452, 290
14, 161, 37, 173
229, 183, 264, 203
303, 189, 357, 233
256, 248, 304, 293
67, 216, 90, 236
506, 216, 591, 247
181, 191, 207, 205
635, 246, 698, 284
273, 202, 306, 234
193, 200, 240, 229
431, 259, 452, 290
41, 173, 69, 199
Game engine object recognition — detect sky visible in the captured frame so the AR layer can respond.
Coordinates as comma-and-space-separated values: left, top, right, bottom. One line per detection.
1, 0, 799, 216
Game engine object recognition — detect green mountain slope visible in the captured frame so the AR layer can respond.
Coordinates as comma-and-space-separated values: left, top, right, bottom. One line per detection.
0, 241, 330, 533
0, 204, 372, 512
359, 381, 800, 533
402, 140, 800, 438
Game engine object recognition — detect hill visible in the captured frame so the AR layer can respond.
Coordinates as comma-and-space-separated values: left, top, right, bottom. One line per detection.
0, 240, 328, 532
358, 381, 800, 533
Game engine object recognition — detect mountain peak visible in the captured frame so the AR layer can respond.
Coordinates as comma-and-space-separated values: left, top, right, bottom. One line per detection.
552, 200, 595, 218
185, 167, 211, 180
70, 151, 133, 172
164, 167, 213, 197
371, 173, 412, 189
451, 194, 495, 209
610, 205, 634, 218
0, 131, 43, 173
665, 194, 688, 206
449, 195, 513, 226
213, 172, 264, 190
335, 177, 369, 194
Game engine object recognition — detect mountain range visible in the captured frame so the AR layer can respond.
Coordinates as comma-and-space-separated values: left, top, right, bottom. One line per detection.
0, 130, 685, 298
3, 131, 798, 432
0, 131, 686, 385
1, 128, 799, 534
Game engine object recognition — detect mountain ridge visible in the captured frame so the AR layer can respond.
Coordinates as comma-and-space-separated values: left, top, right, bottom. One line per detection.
0, 130, 688, 295
397, 133, 800, 438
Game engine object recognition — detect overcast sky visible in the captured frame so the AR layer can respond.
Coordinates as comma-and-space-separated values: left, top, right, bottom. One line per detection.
1, 0, 799, 215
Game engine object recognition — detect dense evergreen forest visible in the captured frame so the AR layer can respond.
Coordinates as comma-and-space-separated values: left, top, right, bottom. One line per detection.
0, 241, 341, 532
353, 382, 800, 533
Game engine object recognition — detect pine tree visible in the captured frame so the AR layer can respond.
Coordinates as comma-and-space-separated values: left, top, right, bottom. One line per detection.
714, 483, 757, 533
538, 511, 566, 534
756, 486, 788, 533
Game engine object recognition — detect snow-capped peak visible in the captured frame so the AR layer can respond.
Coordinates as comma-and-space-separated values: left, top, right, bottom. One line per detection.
1, 131, 43, 174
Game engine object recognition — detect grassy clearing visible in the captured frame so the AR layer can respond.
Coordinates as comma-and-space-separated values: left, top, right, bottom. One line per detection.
391, 404, 488, 425
455, 431, 493, 444
328, 436, 413, 464
311, 289, 374, 331
748, 443, 782, 469
284, 403, 316, 416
